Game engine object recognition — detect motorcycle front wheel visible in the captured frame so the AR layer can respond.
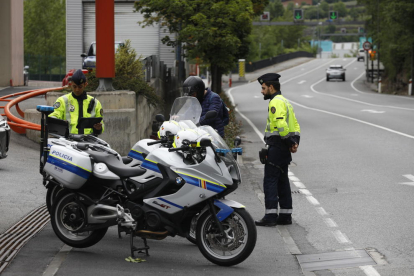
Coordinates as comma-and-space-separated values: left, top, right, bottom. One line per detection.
196, 208, 257, 266
50, 193, 108, 248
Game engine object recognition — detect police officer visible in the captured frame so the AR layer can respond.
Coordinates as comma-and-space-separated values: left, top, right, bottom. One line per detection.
255, 73, 300, 226
49, 69, 104, 135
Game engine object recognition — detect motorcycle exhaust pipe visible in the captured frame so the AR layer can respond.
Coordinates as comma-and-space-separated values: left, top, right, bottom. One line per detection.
87, 204, 118, 224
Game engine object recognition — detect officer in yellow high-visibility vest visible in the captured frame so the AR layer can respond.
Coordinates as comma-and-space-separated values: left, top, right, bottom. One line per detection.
49, 69, 104, 135
255, 73, 300, 227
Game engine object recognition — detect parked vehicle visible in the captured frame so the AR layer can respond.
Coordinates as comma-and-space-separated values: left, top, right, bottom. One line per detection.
326, 65, 346, 82
23, 66, 29, 86
37, 97, 253, 266
0, 116, 10, 159
81, 41, 124, 69
357, 49, 365, 62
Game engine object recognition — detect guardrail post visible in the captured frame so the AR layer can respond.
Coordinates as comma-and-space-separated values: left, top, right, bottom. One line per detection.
378, 78, 382, 93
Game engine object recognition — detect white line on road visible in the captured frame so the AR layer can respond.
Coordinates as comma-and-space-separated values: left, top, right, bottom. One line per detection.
399, 174, 414, 186
293, 181, 306, 189
306, 196, 320, 206
316, 207, 328, 216
301, 95, 313, 98
361, 109, 385, 113
360, 265, 382, 276
324, 218, 338, 227
332, 230, 351, 244
298, 80, 306, 84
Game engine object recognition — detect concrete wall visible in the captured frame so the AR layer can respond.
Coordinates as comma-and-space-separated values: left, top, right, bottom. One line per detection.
25, 91, 160, 156
0, 0, 24, 87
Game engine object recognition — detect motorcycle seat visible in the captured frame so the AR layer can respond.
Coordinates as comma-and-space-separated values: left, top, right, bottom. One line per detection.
88, 151, 146, 178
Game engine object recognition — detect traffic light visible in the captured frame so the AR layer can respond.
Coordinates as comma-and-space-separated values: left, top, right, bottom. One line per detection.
329, 11, 338, 20
369, 50, 376, 60
294, 9, 303, 21
358, 27, 365, 33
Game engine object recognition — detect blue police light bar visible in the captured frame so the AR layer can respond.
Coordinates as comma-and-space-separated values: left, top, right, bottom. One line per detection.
36, 105, 55, 112
231, 148, 243, 155
216, 148, 231, 154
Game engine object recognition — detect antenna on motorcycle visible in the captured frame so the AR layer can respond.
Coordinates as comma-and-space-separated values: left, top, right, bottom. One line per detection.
155, 114, 165, 123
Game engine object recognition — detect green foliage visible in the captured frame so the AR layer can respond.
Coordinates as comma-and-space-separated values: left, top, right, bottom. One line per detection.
333, 1, 348, 17
220, 94, 242, 148
358, 0, 414, 89
24, 0, 66, 74
268, 0, 284, 19
85, 40, 160, 105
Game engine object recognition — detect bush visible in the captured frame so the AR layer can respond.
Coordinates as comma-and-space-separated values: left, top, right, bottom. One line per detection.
220, 93, 242, 148
85, 40, 161, 106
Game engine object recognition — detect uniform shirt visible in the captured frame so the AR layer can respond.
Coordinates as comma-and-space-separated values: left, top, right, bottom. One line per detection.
264, 92, 300, 165
49, 92, 104, 135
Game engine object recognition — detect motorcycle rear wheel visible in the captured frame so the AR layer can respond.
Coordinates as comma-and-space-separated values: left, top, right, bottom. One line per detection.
51, 193, 108, 248
46, 184, 65, 213
196, 208, 257, 266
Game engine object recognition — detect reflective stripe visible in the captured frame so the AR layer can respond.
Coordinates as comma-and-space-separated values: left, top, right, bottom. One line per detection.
90, 97, 97, 117
265, 209, 278, 214
265, 132, 280, 137
62, 95, 71, 133
279, 209, 293, 214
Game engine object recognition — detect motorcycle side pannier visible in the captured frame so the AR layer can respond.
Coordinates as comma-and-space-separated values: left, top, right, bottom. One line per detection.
44, 145, 92, 189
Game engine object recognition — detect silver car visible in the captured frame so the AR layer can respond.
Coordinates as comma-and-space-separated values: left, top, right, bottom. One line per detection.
81, 41, 124, 69
0, 116, 10, 159
326, 65, 346, 81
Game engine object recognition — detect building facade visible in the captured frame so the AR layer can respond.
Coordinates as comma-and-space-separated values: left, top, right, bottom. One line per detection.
66, 0, 176, 72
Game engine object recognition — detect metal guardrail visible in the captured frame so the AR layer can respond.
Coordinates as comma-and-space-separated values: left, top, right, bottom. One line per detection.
0, 87, 64, 134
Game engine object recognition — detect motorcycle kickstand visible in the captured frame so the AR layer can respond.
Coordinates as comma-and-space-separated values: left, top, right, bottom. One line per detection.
129, 230, 150, 257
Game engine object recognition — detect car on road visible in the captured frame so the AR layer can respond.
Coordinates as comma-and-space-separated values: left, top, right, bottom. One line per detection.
357, 48, 365, 61
81, 41, 124, 69
326, 65, 346, 82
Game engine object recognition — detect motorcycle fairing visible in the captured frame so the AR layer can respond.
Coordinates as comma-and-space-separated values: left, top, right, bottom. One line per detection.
140, 159, 161, 175
128, 149, 145, 162
175, 171, 226, 194
214, 199, 245, 221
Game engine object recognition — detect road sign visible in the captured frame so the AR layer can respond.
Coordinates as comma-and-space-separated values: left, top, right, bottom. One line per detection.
294, 9, 303, 21
363, 41, 371, 51
260, 12, 270, 21
329, 11, 338, 20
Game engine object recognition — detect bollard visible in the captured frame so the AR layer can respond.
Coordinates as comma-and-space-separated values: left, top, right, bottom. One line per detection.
229, 72, 232, 87
409, 79, 412, 96
378, 78, 382, 93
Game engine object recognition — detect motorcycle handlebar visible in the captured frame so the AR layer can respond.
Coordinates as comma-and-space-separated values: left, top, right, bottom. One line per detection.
168, 146, 188, 152
147, 140, 163, 146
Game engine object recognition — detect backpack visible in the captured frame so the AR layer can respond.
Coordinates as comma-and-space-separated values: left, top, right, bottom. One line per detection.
209, 93, 230, 126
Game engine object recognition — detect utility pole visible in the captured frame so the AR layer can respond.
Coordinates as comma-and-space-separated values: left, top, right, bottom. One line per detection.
377, 0, 380, 84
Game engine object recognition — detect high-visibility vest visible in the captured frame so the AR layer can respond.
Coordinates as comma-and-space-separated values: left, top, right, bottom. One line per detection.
265, 94, 300, 140
49, 93, 104, 135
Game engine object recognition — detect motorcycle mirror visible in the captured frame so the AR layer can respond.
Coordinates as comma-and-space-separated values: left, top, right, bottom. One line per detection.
234, 136, 241, 147
24, 65, 30, 70
204, 110, 218, 120
199, 138, 212, 147
155, 114, 165, 123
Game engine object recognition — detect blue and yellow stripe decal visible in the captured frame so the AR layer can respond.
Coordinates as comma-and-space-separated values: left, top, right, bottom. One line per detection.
47, 154, 91, 179
127, 149, 145, 161
141, 159, 161, 173
175, 171, 226, 193
158, 198, 184, 209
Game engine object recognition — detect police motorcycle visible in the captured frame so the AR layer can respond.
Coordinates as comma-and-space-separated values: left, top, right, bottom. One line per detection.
38, 101, 256, 266
0, 115, 11, 159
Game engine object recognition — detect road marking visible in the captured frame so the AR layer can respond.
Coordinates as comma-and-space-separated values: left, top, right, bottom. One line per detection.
289, 100, 414, 140
253, 95, 261, 98
333, 230, 351, 244
316, 207, 328, 216
302, 95, 313, 98
298, 80, 306, 84
42, 244, 72, 276
324, 218, 338, 227
399, 174, 414, 186
293, 181, 306, 189
361, 109, 385, 114
306, 196, 320, 206
299, 189, 312, 196
360, 265, 382, 276
289, 176, 300, 182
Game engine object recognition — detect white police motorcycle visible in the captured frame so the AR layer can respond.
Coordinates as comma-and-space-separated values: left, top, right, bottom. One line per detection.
0, 115, 10, 159
37, 99, 256, 266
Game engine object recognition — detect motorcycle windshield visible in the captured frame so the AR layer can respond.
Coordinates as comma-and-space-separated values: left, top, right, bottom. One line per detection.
169, 96, 202, 125
199, 126, 241, 181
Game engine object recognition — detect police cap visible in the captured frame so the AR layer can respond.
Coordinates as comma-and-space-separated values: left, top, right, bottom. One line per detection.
257, 73, 281, 85
71, 69, 87, 85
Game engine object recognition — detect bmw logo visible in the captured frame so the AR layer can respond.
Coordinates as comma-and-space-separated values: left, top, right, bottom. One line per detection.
176, 177, 183, 184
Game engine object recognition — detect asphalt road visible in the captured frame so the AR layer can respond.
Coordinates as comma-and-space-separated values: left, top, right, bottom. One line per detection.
2, 57, 414, 275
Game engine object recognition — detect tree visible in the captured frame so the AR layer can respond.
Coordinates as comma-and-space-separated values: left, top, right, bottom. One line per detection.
333, 1, 348, 18
24, 0, 66, 73
135, 0, 261, 94
268, 0, 284, 19
358, 0, 414, 91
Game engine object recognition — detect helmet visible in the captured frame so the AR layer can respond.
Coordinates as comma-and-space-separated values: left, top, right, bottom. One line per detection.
158, 121, 182, 139
173, 129, 199, 148
183, 76, 205, 102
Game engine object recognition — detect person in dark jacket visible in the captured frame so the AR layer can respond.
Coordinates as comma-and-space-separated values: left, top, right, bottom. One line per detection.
183, 76, 225, 137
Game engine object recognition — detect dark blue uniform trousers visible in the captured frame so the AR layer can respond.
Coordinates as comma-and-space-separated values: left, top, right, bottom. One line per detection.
263, 146, 293, 216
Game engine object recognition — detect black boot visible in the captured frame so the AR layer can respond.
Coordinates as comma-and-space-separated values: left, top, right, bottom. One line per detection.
276, 214, 292, 225
255, 215, 277, 226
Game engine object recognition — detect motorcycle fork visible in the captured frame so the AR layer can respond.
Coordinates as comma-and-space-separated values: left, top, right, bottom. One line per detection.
207, 199, 225, 237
